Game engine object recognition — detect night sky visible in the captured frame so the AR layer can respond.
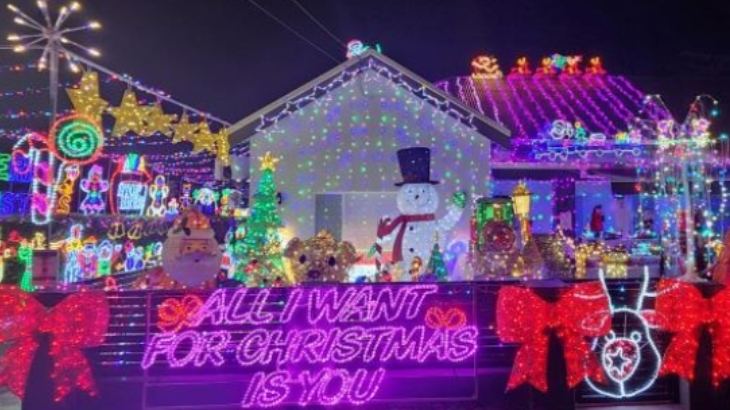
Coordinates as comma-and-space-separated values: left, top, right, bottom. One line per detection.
1, 0, 729, 123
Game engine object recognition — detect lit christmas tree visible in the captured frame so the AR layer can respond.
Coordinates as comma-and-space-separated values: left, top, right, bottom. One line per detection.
234, 152, 285, 286
425, 235, 449, 282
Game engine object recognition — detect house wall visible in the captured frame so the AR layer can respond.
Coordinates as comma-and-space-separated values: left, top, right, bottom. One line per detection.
249, 68, 491, 271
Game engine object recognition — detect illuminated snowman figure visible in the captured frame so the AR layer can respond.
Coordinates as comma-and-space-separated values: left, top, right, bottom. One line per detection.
374, 148, 465, 281
586, 267, 662, 399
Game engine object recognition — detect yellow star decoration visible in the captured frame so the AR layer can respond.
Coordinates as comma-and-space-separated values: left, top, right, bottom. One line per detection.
171, 113, 200, 144
190, 120, 215, 153
108, 90, 150, 137
259, 151, 280, 171
213, 127, 230, 165
66, 71, 108, 123
141, 102, 177, 137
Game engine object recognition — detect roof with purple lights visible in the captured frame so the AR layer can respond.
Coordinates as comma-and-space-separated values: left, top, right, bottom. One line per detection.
435, 74, 646, 140
435, 55, 655, 163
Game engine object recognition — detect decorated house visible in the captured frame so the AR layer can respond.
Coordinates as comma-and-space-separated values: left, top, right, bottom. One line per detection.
230, 50, 510, 278
438, 54, 654, 237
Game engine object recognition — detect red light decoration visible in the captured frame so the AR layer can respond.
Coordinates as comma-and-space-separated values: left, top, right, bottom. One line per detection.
496, 282, 611, 392
0, 286, 109, 401
157, 295, 204, 333
424, 307, 467, 330
654, 279, 730, 386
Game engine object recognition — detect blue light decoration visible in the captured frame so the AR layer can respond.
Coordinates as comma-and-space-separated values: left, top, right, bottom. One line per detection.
111, 154, 150, 216
194, 187, 218, 216
80, 164, 109, 215
0, 192, 31, 215
62, 224, 84, 283
9, 149, 33, 183
345, 39, 382, 59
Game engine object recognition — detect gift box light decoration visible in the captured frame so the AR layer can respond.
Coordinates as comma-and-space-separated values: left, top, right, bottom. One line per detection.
602, 246, 630, 279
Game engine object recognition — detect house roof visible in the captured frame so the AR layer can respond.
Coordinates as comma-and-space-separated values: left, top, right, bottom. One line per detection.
434, 73, 647, 142
229, 50, 511, 149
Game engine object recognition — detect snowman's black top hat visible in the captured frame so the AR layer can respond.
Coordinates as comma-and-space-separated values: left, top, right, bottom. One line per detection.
395, 147, 440, 186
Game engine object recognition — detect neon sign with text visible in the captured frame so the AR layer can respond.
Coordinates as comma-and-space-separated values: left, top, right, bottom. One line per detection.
142, 285, 478, 408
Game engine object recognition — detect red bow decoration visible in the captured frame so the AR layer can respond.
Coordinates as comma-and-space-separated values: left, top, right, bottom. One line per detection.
654, 279, 730, 386
496, 282, 611, 392
157, 295, 204, 333
0, 286, 109, 402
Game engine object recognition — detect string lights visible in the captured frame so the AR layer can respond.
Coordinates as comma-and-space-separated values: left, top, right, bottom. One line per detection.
496, 282, 611, 392
585, 267, 662, 399
0, 287, 109, 402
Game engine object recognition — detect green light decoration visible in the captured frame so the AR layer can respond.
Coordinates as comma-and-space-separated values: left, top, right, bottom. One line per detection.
424, 238, 448, 282
234, 152, 285, 286
18, 243, 35, 292
49, 114, 104, 165
474, 197, 514, 248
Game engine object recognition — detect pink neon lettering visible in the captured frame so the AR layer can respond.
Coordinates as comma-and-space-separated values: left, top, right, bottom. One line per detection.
289, 329, 328, 364
142, 285, 479, 407
449, 326, 479, 361
348, 368, 386, 404
249, 289, 274, 324
142, 333, 174, 369
237, 329, 270, 366
191, 289, 226, 326
314, 368, 350, 405
403, 286, 438, 319
280, 287, 302, 323
260, 330, 297, 365
194, 331, 231, 367
241, 371, 290, 408
297, 369, 331, 405
367, 287, 408, 322
381, 326, 425, 361
308, 287, 358, 324
225, 288, 251, 324
168, 330, 202, 368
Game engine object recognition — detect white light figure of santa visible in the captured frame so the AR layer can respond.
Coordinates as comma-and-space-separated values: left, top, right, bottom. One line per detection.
372, 147, 466, 281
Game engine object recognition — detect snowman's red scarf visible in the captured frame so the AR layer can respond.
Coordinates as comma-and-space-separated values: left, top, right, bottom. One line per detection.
376, 214, 435, 263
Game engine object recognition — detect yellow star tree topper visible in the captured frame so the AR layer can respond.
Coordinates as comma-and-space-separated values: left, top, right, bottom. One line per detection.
259, 151, 280, 171
66, 71, 108, 123
171, 113, 199, 144
108, 90, 150, 137
141, 102, 177, 137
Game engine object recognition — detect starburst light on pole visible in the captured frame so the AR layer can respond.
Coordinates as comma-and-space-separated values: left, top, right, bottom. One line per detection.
3, 0, 101, 120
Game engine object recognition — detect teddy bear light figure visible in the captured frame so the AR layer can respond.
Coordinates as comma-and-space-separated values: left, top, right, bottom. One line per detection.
284, 230, 359, 283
